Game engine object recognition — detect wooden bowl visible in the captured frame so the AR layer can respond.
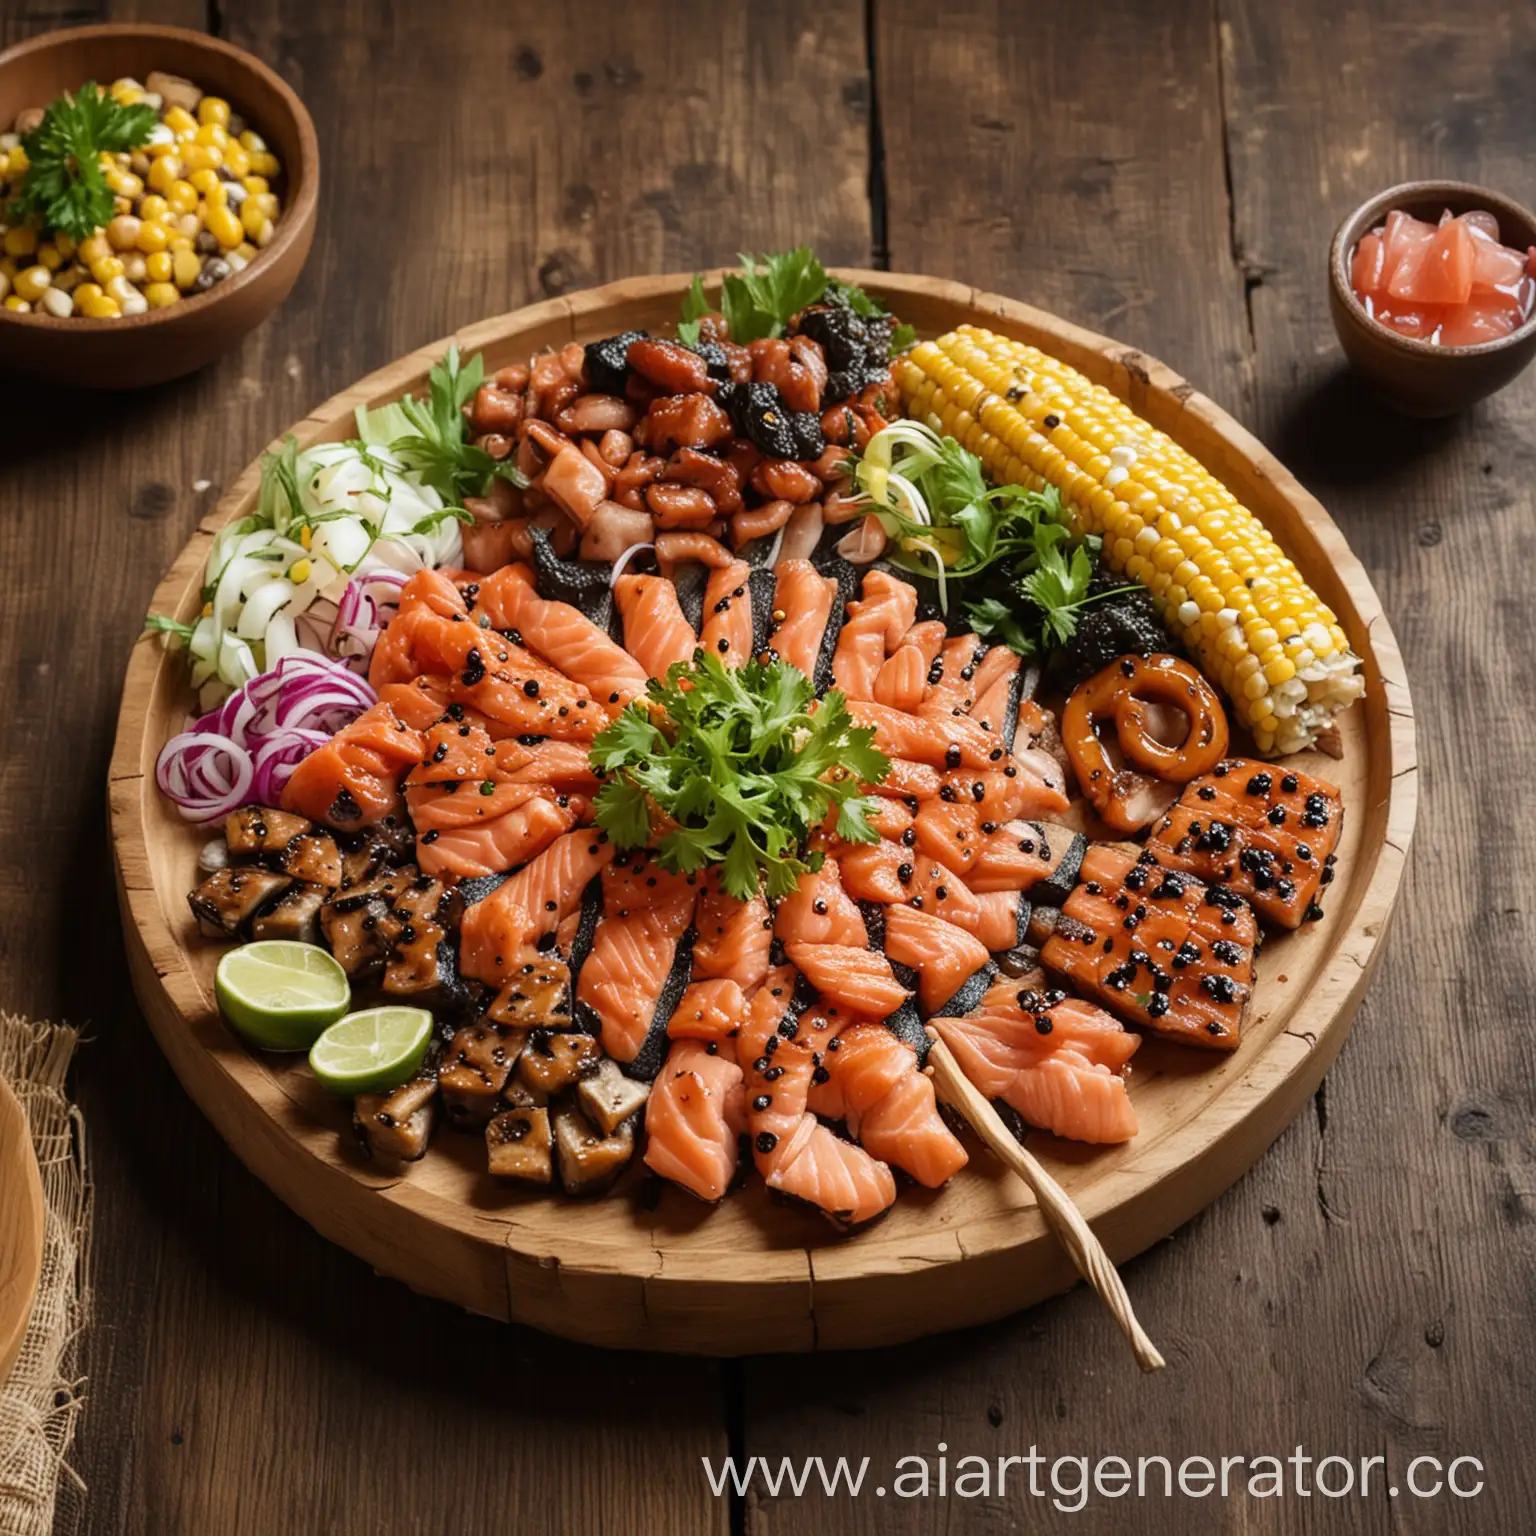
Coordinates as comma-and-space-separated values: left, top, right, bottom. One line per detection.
1328, 180, 1536, 417
0, 24, 318, 389
108, 273, 1417, 1354
0, 1076, 44, 1386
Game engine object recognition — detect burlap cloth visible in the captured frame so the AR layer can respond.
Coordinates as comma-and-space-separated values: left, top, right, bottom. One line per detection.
0, 1018, 90, 1536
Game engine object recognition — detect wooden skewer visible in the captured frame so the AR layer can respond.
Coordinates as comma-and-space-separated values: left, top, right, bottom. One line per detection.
925, 1030, 1166, 1372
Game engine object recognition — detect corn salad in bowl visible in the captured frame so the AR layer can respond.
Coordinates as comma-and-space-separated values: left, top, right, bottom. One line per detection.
0, 70, 284, 319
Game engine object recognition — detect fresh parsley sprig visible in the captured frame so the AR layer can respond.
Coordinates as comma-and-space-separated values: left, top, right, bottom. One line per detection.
591, 653, 890, 901
6, 85, 157, 243
383, 346, 528, 504
675, 248, 916, 351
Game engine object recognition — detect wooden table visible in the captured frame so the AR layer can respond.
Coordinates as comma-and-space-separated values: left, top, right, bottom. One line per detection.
1, 1, 1527, 1530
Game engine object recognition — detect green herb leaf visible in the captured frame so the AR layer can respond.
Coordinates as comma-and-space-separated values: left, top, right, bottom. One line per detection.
7, 84, 157, 242
1019, 542, 1099, 647
257, 436, 304, 531
590, 652, 890, 901
964, 596, 1038, 658
719, 247, 828, 343
891, 321, 918, 353
142, 612, 197, 642
676, 272, 709, 344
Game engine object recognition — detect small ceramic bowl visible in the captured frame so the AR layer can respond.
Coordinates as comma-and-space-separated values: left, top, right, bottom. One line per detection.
1329, 180, 1536, 417
0, 24, 318, 389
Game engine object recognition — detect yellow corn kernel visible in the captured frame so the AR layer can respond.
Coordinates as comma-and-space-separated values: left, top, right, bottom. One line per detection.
77, 290, 120, 318
144, 281, 180, 309
183, 142, 222, 174
139, 194, 170, 222
241, 174, 269, 197
198, 96, 231, 128
167, 180, 199, 215
250, 151, 280, 178
202, 601, 214, 618
110, 79, 145, 105
189, 167, 221, 195
136, 220, 170, 254
172, 248, 201, 289
122, 251, 148, 284
205, 202, 243, 249
12, 264, 49, 301
89, 255, 125, 284
105, 168, 144, 199
168, 234, 194, 253
222, 143, 251, 180
6, 144, 28, 177
145, 250, 173, 283
3, 295, 31, 312
73, 282, 102, 301
163, 105, 198, 137
231, 240, 257, 265
36, 244, 63, 272
0, 258, 15, 281
194, 121, 229, 150
238, 129, 267, 154
51, 230, 75, 259
3, 226, 38, 258
299, 525, 313, 550
288, 558, 312, 584
106, 214, 142, 251
147, 155, 182, 193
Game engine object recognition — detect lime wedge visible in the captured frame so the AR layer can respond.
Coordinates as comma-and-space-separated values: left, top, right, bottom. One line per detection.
309, 1006, 434, 1097
215, 941, 351, 1051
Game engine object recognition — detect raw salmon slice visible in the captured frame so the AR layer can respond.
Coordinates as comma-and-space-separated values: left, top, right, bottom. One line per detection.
691, 868, 772, 991
415, 793, 582, 880
1146, 756, 1343, 928
577, 855, 698, 1072
832, 569, 919, 700
454, 649, 603, 742
784, 943, 909, 1019
473, 563, 648, 707
881, 902, 990, 1014
870, 757, 943, 802
644, 1039, 747, 1202
968, 819, 1086, 898
459, 828, 615, 982
376, 675, 452, 729
1039, 844, 1256, 1050
698, 559, 756, 666
847, 699, 1001, 770
502, 737, 602, 795
615, 573, 698, 681
763, 1119, 898, 1228
769, 559, 837, 679
922, 633, 988, 714
282, 698, 426, 827
774, 860, 868, 948
828, 1023, 967, 1187
973, 889, 1032, 953
667, 977, 748, 1045
872, 620, 944, 712
836, 841, 985, 936
1004, 1050, 1138, 1145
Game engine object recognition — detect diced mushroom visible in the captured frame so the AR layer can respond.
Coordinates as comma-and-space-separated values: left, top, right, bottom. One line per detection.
225, 805, 311, 855
485, 955, 573, 1032
145, 70, 203, 112
439, 1023, 529, 1129
353, 1074, 439, 1164
277, 831, 343, 888
187, 867, 293, 938
486, 1106, 554, 1184
250, 883, 327, 944
577, 501, 653, 564
516, 1031, 601, 1099
319, 866, 418, 977
577, 1058, 651, 1138
380, 874, 455, 1001
542, 444, 609, 529
552, 1103, 636, 1196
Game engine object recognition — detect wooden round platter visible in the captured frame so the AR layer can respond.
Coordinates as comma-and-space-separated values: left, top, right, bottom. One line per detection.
108, 273, 1418, 1354
0, 1076, 45, 1386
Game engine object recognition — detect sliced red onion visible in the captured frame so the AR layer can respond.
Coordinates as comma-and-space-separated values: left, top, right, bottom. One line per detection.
157, 652, 376, 822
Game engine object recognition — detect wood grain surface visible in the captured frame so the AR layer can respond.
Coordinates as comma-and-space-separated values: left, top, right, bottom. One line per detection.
0, 0, 1527, 1532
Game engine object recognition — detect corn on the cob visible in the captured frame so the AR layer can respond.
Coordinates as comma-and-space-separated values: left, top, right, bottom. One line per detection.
896, 325, 1364, 756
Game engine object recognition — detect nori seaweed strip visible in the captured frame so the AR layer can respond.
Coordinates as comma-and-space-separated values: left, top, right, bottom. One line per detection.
746, 566, 777, 657
528, 526, 615, 629
1021, 823, 1087, 907
455, 872, 510, 907
990, 1096, 1032, 1145
808, 551, 861, 695
671, 563, 709, 634
928, 960, 999, 1022
737, 533, 780, 568
855, 898, 929, 1061
566, 876, 606, 1034
622, 928, 696, 1082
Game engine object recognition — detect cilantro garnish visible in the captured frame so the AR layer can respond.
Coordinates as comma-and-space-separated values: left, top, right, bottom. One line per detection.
7, 84, 157, 242
591, 653, 890, 900
384, 346, 528, 504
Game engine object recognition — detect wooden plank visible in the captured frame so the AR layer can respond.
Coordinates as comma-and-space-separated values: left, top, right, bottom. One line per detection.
0, 0, 855, 1529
